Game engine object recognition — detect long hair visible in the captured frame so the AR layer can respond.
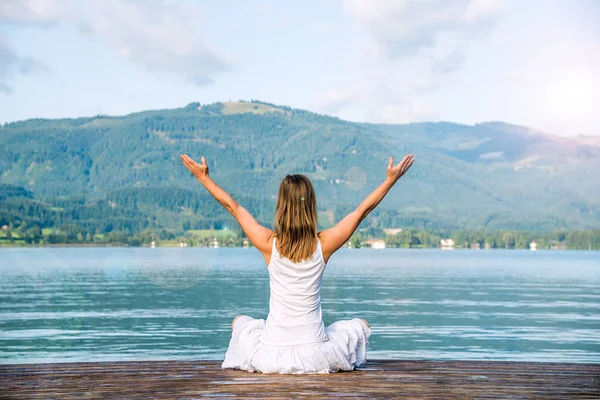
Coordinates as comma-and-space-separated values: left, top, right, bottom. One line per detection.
273, 174, 318, 263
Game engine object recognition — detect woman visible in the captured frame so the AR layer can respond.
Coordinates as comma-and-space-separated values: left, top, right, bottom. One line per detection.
180, 153, 414, 374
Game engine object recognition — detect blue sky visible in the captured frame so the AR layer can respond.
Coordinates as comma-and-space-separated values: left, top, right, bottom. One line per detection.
1, 0, 598, 136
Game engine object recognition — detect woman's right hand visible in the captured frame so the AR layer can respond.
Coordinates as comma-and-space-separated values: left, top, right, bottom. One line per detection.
386, 154, 414, 184
180, 154, 210, 182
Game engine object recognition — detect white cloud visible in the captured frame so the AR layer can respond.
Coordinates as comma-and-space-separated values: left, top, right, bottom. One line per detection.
372, 100, 440, 124
344, 0, 502, 60
466, 0, 503, 22
480, 151, 504, 160
0, 0, 232, 86
0, 0, 70, 23
0, 36, 47, 94
329, 0, 503, 123
315, 88, 360, 112
344, 0, 503, 80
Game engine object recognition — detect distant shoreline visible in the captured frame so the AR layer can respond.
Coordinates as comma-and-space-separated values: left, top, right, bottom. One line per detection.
0, 243, 595, 251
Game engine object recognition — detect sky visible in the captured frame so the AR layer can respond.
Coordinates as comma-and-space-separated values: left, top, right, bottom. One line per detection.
0, 0, 599, 137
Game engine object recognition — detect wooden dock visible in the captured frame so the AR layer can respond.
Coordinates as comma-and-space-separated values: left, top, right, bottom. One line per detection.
1, 360, 599, 399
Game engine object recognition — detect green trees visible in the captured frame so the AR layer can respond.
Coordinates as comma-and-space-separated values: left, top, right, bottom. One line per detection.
565, 230, 600, 250
1, 179, 600, 249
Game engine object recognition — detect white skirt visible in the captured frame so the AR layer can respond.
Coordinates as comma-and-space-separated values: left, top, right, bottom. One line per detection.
222, 317, 371, 374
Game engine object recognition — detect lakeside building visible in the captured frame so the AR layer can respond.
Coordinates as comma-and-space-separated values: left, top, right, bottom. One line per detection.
367, 239, 386, 249
440, 238, 455, 249
530, 241, 538, 251
549, 240, 567, 250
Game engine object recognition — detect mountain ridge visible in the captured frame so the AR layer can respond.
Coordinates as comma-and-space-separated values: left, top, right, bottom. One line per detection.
1, 100, 599, 231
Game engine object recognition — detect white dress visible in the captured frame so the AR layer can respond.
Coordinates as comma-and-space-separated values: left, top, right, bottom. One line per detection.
222, 237, 371, 374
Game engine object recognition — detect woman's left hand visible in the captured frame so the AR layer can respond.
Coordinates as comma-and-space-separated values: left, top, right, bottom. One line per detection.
180, 154, 209, 182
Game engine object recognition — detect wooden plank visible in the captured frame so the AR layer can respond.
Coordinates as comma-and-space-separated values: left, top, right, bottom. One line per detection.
1, 360, 598, 399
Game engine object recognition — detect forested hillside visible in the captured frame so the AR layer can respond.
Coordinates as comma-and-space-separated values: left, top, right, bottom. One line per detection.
1, 100, 599, 234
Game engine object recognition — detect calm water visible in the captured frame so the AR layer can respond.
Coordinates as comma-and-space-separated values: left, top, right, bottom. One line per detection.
1, 247, 599, 364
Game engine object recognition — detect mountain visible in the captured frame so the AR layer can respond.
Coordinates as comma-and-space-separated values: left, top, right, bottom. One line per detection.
1, 100, 599, 232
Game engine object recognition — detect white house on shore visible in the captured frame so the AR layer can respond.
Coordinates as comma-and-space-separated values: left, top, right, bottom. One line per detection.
530, 241, 538, 251
367, 239, 386, 249
440, 238, 455, 249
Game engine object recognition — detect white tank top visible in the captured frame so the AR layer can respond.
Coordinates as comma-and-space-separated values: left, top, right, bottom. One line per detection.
259, 237, 329, 346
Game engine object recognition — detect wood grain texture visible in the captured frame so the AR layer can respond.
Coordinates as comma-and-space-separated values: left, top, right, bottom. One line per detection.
1, 360, 599, 399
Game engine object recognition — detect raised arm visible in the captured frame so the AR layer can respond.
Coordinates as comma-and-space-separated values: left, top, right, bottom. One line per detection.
180, 155, 273, 261
319, 154, 414, 263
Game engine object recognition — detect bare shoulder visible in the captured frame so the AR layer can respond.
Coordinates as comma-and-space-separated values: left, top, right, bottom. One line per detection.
317, 231, 332, 264
262, 231, 277, 266
317, 229, 334, 249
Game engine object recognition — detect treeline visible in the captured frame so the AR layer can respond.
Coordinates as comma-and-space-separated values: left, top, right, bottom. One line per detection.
355, 228, 600, 250
1, 183, 599, 250
2, 221, 599, 250
0, 223, 246, 247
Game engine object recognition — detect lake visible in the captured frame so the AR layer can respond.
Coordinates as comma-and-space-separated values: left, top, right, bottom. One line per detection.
1, 247, 599, 364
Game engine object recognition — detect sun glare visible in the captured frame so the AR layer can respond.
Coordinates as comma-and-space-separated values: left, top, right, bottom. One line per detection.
545, 70, 596, 120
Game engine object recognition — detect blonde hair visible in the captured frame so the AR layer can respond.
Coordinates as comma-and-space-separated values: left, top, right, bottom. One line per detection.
273, 174, 318, 263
